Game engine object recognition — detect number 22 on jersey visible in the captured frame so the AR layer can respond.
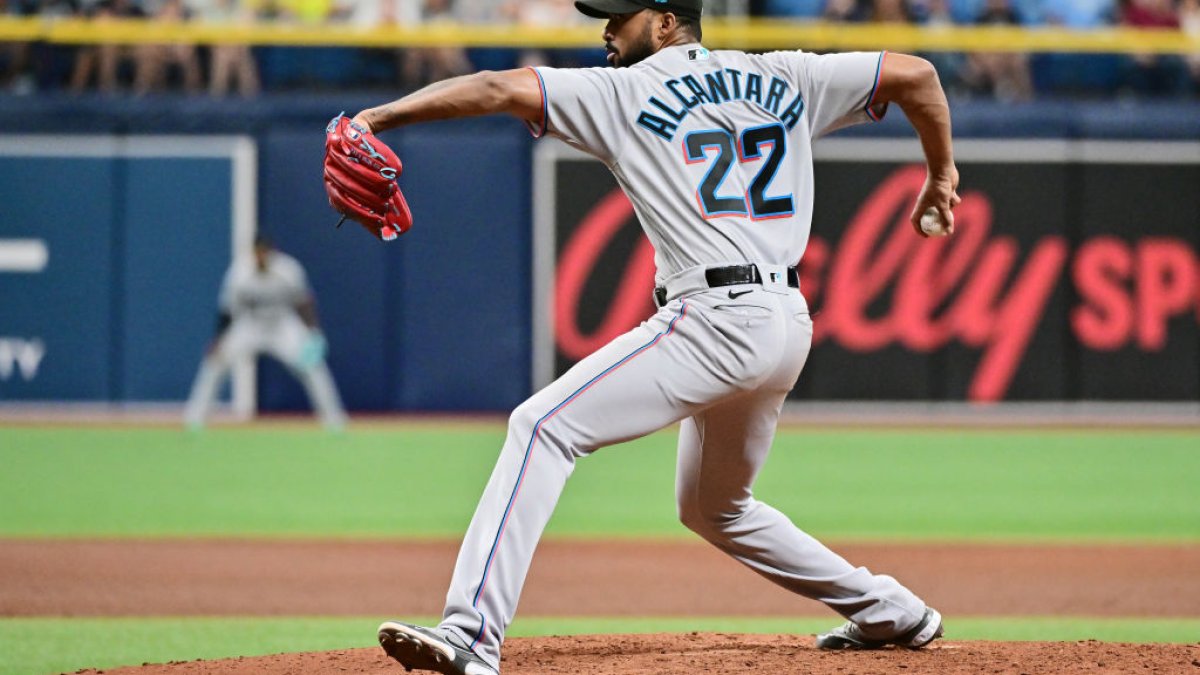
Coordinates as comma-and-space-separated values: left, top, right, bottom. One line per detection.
683, 122, 795, 221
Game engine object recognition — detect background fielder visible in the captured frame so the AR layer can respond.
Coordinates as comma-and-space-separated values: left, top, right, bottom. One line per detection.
184, 236, 347, 431
324, 0, 960, 671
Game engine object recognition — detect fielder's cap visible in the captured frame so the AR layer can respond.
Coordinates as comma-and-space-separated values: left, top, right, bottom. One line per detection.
575, 0, 702, 20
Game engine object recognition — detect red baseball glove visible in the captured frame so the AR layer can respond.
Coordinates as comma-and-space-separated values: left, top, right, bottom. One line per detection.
323, 113, 412, 241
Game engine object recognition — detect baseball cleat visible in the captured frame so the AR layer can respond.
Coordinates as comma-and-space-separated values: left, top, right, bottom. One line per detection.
378, 621, 497, 675
815, 607, 943, 650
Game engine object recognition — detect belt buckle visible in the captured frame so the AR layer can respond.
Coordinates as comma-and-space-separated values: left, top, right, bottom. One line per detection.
758, 264, 789, 295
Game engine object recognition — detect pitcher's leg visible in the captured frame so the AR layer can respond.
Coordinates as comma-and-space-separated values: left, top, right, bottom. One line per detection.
675, 392, 928, 639
440, 303, 709, 669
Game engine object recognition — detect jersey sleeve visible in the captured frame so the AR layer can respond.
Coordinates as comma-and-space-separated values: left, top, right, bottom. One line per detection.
526, 66, 626, 164
281, 255, 313, 305
768, 50, 889, 139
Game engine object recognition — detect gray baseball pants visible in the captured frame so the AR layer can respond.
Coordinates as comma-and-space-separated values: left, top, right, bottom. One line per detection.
438, 280, 928, 671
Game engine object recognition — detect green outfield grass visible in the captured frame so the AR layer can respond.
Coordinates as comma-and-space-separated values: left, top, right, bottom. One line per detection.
1, 425, 1198, 540
2, 616, 1199, 675
1, 425, 1198, 674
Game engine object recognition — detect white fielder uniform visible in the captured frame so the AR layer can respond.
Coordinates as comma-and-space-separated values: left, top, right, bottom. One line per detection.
438, 45, 929, 670
184, 250, 347, 430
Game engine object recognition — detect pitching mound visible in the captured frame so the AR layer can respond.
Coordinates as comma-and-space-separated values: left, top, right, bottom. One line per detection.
72, 633, 1200, 675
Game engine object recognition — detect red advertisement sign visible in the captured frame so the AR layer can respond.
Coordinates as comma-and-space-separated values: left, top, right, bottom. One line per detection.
543, 144, 1200, 401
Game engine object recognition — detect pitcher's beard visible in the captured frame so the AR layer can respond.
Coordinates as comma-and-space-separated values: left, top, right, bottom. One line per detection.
609, 22, 655, 67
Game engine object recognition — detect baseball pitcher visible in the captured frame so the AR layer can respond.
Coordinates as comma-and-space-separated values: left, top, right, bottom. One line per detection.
183, 236, 348, 431
323, 0, 959, 671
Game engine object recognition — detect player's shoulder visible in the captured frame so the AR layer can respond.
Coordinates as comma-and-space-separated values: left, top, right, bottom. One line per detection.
692, 47, 816, 81
226, 257, 254, 280
536, 63, 618, 81
534, 63, 630, 97
267, 251, 304, 276
735, 48, 815, 69
269, 250, 300, 264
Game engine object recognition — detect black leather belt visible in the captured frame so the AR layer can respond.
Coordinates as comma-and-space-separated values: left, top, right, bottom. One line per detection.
654, 264, 799, 307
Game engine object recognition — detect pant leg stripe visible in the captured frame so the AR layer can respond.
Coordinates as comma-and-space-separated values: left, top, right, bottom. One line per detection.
468, 301, 689, 647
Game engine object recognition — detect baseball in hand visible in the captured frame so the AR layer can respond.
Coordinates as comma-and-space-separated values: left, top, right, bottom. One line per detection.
919, 207, 951, 237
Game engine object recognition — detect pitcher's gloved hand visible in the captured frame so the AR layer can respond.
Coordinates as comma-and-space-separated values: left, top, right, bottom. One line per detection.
323, 113, 412, 241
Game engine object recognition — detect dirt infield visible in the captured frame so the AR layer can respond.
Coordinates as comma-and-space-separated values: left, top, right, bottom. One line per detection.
5, 539, 1198, 674
71, 635, 1200, 675
4, 539, 1199, 617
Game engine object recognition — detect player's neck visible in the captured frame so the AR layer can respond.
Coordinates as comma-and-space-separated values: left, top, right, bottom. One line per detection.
657, 31, 699, 52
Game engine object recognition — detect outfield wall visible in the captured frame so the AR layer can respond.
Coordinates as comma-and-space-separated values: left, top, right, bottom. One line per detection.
537, 139, 1200, 402
0, 96, 1196, 411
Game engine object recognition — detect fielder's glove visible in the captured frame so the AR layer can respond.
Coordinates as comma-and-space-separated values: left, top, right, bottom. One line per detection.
297, 330, 328, 371
323, 113, 412, 241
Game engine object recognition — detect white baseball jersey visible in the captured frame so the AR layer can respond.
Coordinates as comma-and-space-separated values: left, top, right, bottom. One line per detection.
529, 45, 887, 282
436, 45, 934, 673
184, 250, 346, 430
219, 251, 312, 324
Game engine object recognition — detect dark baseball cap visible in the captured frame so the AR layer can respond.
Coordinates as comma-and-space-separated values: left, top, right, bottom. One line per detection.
575, 0, 702, 19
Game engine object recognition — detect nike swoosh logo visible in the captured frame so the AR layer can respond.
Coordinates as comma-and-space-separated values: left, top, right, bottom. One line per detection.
727, 289, 754, 299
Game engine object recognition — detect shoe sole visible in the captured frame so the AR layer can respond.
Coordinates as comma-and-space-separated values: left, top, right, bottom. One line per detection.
378, 622, 458, 674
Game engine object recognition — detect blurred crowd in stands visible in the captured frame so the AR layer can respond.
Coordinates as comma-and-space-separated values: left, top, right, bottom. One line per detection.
759, 0, 1200, 98
0, 0, 1197, 99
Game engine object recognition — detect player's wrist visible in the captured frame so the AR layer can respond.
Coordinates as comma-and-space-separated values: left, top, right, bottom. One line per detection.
351, 111, 377, 134
926, 162, 955, 184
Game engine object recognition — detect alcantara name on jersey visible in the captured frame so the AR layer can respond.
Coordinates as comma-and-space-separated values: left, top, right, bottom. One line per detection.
635, 69, 805, 142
